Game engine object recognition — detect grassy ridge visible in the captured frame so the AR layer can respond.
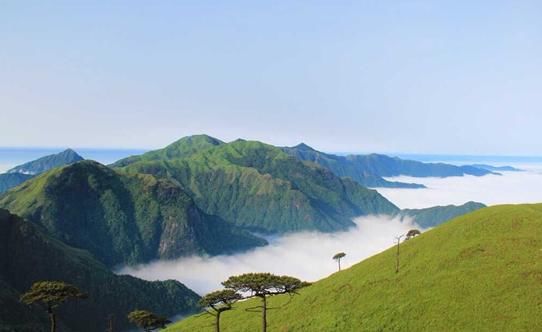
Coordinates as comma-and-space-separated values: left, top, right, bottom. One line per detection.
0, 160, 265, 267
120, 139, 399, 233
168, 204, 542, 331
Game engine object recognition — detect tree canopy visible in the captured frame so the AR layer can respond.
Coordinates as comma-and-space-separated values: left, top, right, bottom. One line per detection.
222, 273, 308, 297
20, 281, 87, 309
127, 310, 171, 331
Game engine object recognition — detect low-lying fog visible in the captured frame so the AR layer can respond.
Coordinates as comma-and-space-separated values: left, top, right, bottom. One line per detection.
119, 163, 542, 295
377, 166, 542, 209
119, 216, 418, 294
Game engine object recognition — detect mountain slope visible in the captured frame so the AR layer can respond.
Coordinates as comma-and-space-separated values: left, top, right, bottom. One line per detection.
119, 138, 399, 233
0, 149, 84, 194
0, 161, 266, 267
169, 204, 542, 331
0, 209, 200, 332
397, 201, 486, 228
346, 153, 494, 177
112, 134, 224, 167
282, 144, 425, 188
7, 149, 83, 175
0, 173, 33, 193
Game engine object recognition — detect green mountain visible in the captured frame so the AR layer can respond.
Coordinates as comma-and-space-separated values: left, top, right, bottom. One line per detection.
112, 134, 224, 167
0, 209, 200, 332
0, 160, 266, 267
168, 203, 542, 331
117, 137, 400, 233
282, 144, 425, 188
0, 173, 33, 193
467, 164, 522, 172
0, 149, 84, 194
345, 153, 494, 177
396, 201, 486, 228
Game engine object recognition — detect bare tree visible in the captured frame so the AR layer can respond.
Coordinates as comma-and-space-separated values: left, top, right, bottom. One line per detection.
332, 252, 346, 271
394, 235, 405, 273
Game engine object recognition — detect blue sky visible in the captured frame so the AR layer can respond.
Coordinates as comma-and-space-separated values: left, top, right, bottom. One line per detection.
1, 1, 541, 154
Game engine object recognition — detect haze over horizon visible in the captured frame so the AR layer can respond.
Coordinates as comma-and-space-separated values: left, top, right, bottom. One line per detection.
1, 1, 541, 154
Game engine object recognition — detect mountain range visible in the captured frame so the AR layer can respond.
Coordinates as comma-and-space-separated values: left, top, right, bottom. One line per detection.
0, 135, 515, 331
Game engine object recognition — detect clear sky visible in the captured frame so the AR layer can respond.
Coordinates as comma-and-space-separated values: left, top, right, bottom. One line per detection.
1, 1, 541, 155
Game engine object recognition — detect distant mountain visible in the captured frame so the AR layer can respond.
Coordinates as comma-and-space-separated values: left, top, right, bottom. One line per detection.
0, 209, 199, 332
0, 149, 84, 193
0, 173, 33, 193
7, 148, 83, 175
345, 154, 494, 177
282, 144, 425, 188
467, 164, 522, 172
116, 136, 400, 233
396, 201, 486, 228
0, 160, 266, 267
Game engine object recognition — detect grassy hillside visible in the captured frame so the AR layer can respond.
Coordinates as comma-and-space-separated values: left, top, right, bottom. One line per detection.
0, 209, 199, 332
0, 160, 265, 267
119, 138, 399, 233
168, 204, 542, 331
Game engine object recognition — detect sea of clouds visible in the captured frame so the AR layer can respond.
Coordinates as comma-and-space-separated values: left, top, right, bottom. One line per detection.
118, 215, 418, 294
118, 163, 542, 295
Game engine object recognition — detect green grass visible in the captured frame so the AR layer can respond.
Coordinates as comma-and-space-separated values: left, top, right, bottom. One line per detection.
167, 204, 542, 331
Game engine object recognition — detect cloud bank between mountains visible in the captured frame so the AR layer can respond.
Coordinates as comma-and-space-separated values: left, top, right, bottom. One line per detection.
119, 166, 542, 295
119, 215, 418, 295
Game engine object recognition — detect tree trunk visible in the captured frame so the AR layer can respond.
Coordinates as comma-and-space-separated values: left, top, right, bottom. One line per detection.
216, 311, 221, 332
261, 295, 267, 332
48, 306, 56, 332
338, 258, 341, 271
395, 238, 400, 273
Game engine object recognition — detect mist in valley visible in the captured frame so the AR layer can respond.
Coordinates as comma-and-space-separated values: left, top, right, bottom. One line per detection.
119, 164, 542, 295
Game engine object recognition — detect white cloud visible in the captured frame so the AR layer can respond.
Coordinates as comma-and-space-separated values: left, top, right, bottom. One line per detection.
118, 216, 419, 295
376, 167, 542, 209
119, 163, 542, 295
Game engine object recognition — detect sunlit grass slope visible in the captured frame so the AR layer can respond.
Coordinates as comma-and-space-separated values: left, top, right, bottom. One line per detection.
167, 204, 542, 331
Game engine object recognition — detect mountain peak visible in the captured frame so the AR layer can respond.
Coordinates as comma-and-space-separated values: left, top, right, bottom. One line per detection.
293, 143, 315, 151
6, 149, 84, 175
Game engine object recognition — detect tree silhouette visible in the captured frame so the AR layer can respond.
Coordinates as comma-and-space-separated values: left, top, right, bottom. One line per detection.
394, 234, 404, 273
20, 281, 87, 332
405, 229, 421, 240
333, 252, 346, 271
127, 310, 171, 332
222, 273, 309, 332
199, 289, 242, 332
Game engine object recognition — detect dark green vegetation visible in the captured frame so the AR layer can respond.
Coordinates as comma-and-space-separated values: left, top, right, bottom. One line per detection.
127, 310, 171, 331
0, 160, 265, 267
168, 204, 542, 331
116, 136, 399, 233
0, 149, 83, 193
20, 281, 88, 332
282, 144, 425, 188
0, 209, 199, 332
395, 201, 486, 228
